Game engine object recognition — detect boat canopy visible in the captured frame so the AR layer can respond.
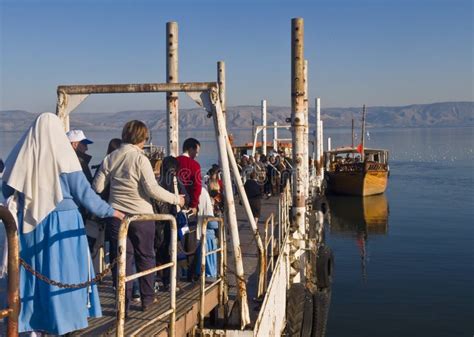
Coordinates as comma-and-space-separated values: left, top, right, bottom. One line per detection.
326, 147, 387, 155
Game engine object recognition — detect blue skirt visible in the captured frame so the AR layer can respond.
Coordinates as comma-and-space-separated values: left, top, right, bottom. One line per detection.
18, 209, 101, 334
195, 227, 218, 278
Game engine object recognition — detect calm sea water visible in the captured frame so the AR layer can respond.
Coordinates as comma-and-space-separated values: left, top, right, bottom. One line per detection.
1, 126, 473, 336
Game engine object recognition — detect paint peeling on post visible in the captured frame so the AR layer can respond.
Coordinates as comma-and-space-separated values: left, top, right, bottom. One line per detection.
167, 21, 179, 156
290, 17, 307, 283
218, 61, 226, 126
209, 89, 251, 328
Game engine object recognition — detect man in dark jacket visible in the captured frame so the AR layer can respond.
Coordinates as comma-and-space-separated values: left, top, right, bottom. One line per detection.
66, 129, 94, 183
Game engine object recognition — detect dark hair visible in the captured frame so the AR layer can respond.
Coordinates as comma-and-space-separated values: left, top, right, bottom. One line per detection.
122, 120, 149, 145
107, 138, 122, 155
182, 138, 200, 152
159, 156, 179, 189
161, 156, 179, 175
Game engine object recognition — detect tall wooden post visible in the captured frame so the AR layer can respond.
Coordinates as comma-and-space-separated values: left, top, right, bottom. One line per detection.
315, 98, 321, 177
352, 118, 355, 149
166, 22, 179, 156
303, 59, 309, 198
261, 100, 267, 155
273, 121, 278, 151
218, 61, 226, 126
291, 17, 306, 282
320, 120, 324, 173
210, 92, 250, 328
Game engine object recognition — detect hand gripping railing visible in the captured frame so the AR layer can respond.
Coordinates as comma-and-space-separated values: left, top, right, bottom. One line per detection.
116, 214, 178, 337
198, 217, 226, 330
0, 206, 20, 337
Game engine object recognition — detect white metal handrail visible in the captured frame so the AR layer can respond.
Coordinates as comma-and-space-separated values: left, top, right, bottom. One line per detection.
263, 213, 275, 290
199, 216, 226, 329
116, 214, 178, 337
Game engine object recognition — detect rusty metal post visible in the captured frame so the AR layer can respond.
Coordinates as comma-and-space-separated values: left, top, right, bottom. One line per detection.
56, 89, 69, 131
224, 137, 267, 298
303, 60, 309, 198
0, 206, 20, 337
167, 22, 179, 156
116, 214, 177, 337
210, 92, 250, 328
273, 121, 278, 151
320, 120, 324, 172
218, 61, 226, 126
261, 100, 267, 155
290, 17, 307, 283
315, 98, 321, 177
199, 219, 209, 330
116, 217, 130, 337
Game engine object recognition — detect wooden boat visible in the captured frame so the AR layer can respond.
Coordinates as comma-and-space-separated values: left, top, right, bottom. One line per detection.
324, 105, 389, 196
325, 146, 389, 196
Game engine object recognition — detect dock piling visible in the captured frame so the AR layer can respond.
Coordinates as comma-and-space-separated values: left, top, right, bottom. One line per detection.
166, 22, 179, 156
290, 17, 307, 283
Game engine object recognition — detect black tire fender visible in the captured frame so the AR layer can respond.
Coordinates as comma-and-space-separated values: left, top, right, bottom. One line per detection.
316, 245, 334, 289
286, 283, 314, 337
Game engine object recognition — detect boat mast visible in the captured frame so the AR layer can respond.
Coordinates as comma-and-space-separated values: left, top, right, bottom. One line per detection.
361, 105, 366, 162
351, 118, 355, 149
352, 118, 355, 158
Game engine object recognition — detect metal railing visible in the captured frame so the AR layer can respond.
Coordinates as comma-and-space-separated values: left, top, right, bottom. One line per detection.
263, 213, 275, 290
278, 183, 292, 246
0, 206, 20, 337
198, 216, 226, 329
116, 214, 178, 337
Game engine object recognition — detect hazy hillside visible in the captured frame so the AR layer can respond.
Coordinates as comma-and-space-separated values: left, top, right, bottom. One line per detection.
1, 102, 472, 131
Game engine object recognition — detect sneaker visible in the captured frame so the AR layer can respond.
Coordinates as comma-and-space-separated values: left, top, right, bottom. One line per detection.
132, 289, 141, 302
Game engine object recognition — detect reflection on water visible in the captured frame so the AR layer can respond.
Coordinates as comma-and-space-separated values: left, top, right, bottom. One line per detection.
328, 194, 389, 235
327, 194, 389, 281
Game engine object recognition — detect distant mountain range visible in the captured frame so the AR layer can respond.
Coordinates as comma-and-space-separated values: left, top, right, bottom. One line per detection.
1, 102, 472, 132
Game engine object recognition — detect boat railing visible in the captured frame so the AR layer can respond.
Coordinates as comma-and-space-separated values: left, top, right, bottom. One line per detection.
262, 213, 275, 290
198, 216, 227, 329
278, 182, 292, 246
116, 213, 178, 337
0, 206, 20, 337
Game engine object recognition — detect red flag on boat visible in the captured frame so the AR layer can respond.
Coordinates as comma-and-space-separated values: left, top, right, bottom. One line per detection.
356, 143, 363, 153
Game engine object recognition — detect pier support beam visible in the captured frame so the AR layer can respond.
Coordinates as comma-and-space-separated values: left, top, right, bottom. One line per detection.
315, 98, 323, 181
290, 17, 307, 283
218, 61, 226, 127
210, 90, 250, 329
166, 22, 179, 156
273, 121, 278, 151
303, 59, 309, 199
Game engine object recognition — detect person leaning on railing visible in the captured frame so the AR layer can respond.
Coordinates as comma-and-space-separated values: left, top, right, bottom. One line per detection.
93, 120, 185, 313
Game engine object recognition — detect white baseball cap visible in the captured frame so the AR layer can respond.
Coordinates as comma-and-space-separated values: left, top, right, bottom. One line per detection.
66, 129, 93, 144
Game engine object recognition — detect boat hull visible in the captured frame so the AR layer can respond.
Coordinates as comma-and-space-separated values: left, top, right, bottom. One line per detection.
326, 169, 388, 196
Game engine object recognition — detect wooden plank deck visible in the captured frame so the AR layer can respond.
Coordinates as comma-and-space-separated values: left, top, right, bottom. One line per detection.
71, 276, 220, 336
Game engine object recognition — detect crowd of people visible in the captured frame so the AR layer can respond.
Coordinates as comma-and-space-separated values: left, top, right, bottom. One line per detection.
0, 113, 220, 336
0, 112, 294, 336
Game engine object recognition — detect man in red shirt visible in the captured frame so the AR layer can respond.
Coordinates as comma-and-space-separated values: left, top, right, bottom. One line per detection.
177, 138, 202, 281
177, 138, 202, 215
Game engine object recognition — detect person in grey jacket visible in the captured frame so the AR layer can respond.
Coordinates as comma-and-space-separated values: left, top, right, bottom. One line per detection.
93, 120, 185, 312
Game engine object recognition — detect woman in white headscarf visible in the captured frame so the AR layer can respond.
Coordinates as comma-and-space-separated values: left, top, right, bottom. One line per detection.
1, 113, 124, 335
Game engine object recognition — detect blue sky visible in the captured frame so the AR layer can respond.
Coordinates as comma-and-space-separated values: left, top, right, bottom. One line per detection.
0, 0, 472, 113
